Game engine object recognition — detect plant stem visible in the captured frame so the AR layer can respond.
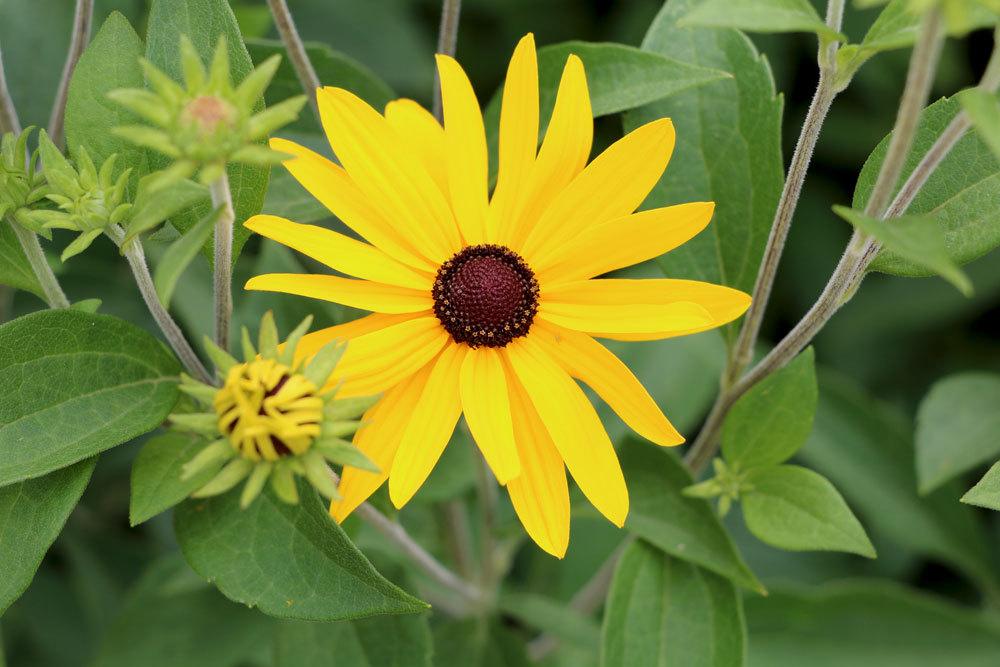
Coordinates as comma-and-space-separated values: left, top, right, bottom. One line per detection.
266, 0, 320, 119
106, 225, 213, 383
8, 218, 70, 308
475, 453, 498, 601
209, 171, 234, 351
432, 0, 462, 121
0, 47, 19, 135
440, 500, 475, 579
48, 0, 93, 149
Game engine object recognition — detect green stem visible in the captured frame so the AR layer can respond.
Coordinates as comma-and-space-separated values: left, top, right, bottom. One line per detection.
266, 0, 321, 120
8, 218, 70, 308
0, 46, 18, 135
48, 0, 94, 148
209, 171, 234, 351
432, 0, 462, 121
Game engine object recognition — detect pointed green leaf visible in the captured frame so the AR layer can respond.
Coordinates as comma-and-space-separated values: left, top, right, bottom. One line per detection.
125, 177, 209, 243
680, 0, 844, 41
961, 461, 1000, 511
130, 432, 219, 526
153, 205, 220, 307
959, 87, 1000, 161
0, 220, 44, 299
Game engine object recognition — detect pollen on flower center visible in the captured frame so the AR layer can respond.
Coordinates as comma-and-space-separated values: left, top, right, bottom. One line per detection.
432, 244, 540, 348
214, 358, 323, 461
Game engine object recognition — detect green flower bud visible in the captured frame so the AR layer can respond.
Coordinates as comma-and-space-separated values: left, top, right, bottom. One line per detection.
0, 127, 48, 224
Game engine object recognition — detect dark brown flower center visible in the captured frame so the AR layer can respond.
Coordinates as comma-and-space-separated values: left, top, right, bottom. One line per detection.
432, 244, 539, 348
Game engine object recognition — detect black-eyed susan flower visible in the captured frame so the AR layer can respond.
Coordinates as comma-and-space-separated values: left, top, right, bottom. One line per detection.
243, 35, 751, 557
171, 313, 378, 509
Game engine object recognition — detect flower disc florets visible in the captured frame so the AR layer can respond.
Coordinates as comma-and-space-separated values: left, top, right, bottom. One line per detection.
433, 244, 540, 348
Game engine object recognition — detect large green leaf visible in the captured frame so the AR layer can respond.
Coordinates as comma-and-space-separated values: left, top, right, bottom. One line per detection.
0, 458, 95, 614
93, 555, 273, 667
800, 373, 996, 589
621, 439, 764, 593
129, 431, 216, 526
174, 483, 428, 620
145, 0, 268, 264
722, 347, 816, 469
854, 95, 1000, 277
916, 372, 1000, 494
742, 465, 875, 558
961, 461, 1000, 511
274, 614, 432, 667
0, 221, 44, 299
64, 12, 150, 186
746, 582, 1000, 666
600, 539, 745, 667
626, 0, 784, 343
680, 0, 843, 40
0, 310, 180, 486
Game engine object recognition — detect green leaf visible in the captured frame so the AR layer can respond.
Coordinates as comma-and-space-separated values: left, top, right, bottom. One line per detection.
626, 0, 784, 342
0, 458, 95, 614
961, 461, 1000, 511
483, 41, 731, 174
498, 592, 599, 653
0, 310, 180, 486
742, 465, 875, 558
601, 540, 744, 667
854, 95, 1000, 277
274, 613, 433, 667
433, 620, 531, 667
145, 0, 268, 264
64, 12, 150, 188
745, 581, 1000, 666
153, 205, 220, 307
125, 177, 209, 243
801, 373, 997, 590
174, 482, 428, 620
679, 0, 844, 41
129, 432, 217, 526
834, 205, 973, 296
960, 88, 1000, 161
93, 555, 273, 667
916, 372, 1000, 494
0, 220, 44, 299
621, 439, 764, 593
722, 347, 817, 469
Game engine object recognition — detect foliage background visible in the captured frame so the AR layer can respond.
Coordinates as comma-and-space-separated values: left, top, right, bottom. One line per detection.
1, 0, 1000, 665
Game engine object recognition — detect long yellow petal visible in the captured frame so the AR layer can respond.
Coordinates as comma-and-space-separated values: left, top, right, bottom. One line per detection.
535, 202, 715, 284
505, 370, 570, 558
268, 137, 434, 272
317, 87, 462, 263
436, 55, 489, 245
532, 321, 683, 447
293, 313, 416, 360
488, 34, 539, 242
520, 119, 675, 262
503, 335, 628, 527
245, 214, 432, 290
329, 364, 434, 522
500, 54, 591, 249
384, 98, 448, 195
245, 273, 433, 314
541, 278, 751, 340
459, 347, 519, 484
388, 344, 465, 508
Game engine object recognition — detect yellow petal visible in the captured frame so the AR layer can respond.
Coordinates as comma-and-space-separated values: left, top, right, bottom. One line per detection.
535, 202, 715, 284
503, 335, 628, 527
317, 87, 462, 263
384, 98, 448, 195
499, 53, 591, 249
245, 273, 433, 314
293, 313, 416, 360
541, 278, 751, 340
505, 371, 570, 558
521, 119, 675, 263
333, 316, 450, 397
532, 321, 683, 447
488, 34, 539, 242
388, 344, 465, 508
459, 347, 519, 484
436, 55, 489, 245
245, 214, 432, 290
268, 137, 434, 272
330, 363, 434, 522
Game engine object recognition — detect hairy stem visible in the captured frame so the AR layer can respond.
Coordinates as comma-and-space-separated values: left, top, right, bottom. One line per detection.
106, 225, 213, 383
49, 0, 94, 148
439, 500, 475, 580
432, 0, 462, 121
8, 219, 70, 309
209, 172, 234, 351
266, 0, 321, 119
0, 47, 19, 135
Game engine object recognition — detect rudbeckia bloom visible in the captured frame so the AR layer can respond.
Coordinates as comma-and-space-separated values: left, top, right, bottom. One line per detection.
245, 34, 751, 557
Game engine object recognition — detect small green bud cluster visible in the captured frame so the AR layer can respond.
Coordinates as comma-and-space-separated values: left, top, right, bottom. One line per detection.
0, 127, 48, 231
109, 36, 306, 186
682, 458, 755, 518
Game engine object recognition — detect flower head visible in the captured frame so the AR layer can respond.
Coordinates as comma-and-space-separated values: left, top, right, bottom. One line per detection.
171, 312, 378, 509
243, 35, 751, 557
0, 127, 48, 231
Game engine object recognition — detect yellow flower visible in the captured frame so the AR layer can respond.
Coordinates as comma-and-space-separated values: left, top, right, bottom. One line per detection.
244, 34, 750, 557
